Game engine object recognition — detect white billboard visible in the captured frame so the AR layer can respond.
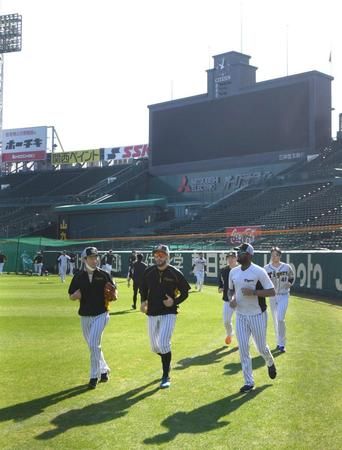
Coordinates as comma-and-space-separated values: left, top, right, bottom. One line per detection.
1, 126, 47, 162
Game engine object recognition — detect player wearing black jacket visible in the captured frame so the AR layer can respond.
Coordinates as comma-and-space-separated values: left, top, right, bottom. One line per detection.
130, 253, 147, 309
140, 244, 191, 389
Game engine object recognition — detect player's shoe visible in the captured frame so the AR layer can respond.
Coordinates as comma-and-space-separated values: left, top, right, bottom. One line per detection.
100, 372, 109, 382
160, 377, 171, 389
278, 346, 286, 353
225, 335, 232, 345
131, 304, 136, 310
240, 384, 254, 393
268, 363, 277, 379
88, 378, 98, 389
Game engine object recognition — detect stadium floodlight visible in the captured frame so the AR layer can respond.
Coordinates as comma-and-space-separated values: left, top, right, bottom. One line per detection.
0, 14, 22, 54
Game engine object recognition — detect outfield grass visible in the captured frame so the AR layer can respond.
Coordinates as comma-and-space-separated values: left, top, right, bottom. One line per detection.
0, 275, 341, 450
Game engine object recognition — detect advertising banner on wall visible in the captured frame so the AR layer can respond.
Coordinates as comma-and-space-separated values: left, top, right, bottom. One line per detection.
2, 126, 47, 162
226, 226, 262, 244
52, 149, 101, 165
103, 144, 149, 161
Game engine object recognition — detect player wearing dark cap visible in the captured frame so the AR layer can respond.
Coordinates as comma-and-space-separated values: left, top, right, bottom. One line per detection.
140, 244, 191, 389
68, 246, 118, 389
229, 243, 277, 393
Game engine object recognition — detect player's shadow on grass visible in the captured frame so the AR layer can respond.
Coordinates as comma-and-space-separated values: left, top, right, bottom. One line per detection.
35, 380, 159, 440
224, 351, 281, 376
175, 346, 238, 371
0, 385, 89, 423
144, 384, 271, 445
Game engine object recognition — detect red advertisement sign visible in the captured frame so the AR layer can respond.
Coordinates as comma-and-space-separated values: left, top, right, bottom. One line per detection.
226, 226, 262, 244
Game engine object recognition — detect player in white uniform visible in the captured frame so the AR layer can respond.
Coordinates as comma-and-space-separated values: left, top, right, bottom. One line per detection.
264, 247, 294, 353
229, 243, 277, 393
191, 252, 207, 291
58, 251, 71, 282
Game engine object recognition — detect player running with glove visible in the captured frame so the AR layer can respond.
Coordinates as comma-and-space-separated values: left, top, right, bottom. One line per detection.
68, 246, 118, 389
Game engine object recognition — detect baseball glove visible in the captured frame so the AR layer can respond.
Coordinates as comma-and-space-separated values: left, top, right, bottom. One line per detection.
104, 282, 118, 309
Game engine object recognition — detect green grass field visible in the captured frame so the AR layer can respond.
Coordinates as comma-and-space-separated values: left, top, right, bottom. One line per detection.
0, 275, 341, 450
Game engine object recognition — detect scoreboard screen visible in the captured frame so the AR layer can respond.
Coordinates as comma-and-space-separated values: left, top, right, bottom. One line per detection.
150, 81, 324, 167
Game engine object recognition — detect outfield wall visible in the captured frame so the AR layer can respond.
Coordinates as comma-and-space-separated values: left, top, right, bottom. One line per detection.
0, 239, 340, 299
105, 250, 342, 300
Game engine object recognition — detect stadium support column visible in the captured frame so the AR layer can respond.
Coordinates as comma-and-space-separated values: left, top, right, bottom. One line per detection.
0, 14, 23, 174
0, 54, 3, 172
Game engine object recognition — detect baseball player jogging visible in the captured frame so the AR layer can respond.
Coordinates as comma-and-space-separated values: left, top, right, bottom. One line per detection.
218, 251, 239, 346
264, 247, 294, 353
102, 250, 115, 275
68, 246, 118, 389
68, 253, 76, 275
229, 243, 277, 393
191, 252, 207, 291
127, 250, 137, 287
33, 251, 44, 276
0, 250, 7, 275
58, 250, 71, 282
130, 253, 147, 309
140, 244, 191, 389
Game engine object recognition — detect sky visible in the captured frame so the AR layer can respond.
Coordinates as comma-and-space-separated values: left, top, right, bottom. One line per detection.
1, 0, 341, 151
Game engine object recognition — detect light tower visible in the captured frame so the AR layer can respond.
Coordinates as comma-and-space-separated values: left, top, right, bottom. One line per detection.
0, 13, 22, 165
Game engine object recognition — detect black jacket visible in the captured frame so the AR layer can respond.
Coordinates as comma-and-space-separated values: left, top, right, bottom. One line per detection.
68, 268, 115, 316
218, 266, 234, 302
132, 260, 147, 285
140, 264, 191, 316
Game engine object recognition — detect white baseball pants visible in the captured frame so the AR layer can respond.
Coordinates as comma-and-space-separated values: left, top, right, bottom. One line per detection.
34, 263, 43, 275
223, 301, 234, 337
68, 262, 75, 275
81, 311, 110, 379
270, 294, 289, 347
59, 265, 67, 282
194, 271, 204, 288
236, 311, 274, 386
105, 264, 112, 275
148, 314, 176, 354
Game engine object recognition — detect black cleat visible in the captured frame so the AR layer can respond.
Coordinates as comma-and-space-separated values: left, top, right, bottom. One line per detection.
88, 378, 98, 389
131, 304, 137, 310
100, 372, 109, 382
268, 364, 277, 379
240, 384, 254, 393
278, 346, 286, 353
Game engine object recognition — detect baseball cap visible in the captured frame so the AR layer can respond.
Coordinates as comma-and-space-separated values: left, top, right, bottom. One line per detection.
152, 244, 170, 256
234, 243, 254, 255
227, 251, 237, 257
81, 246, 99, 258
